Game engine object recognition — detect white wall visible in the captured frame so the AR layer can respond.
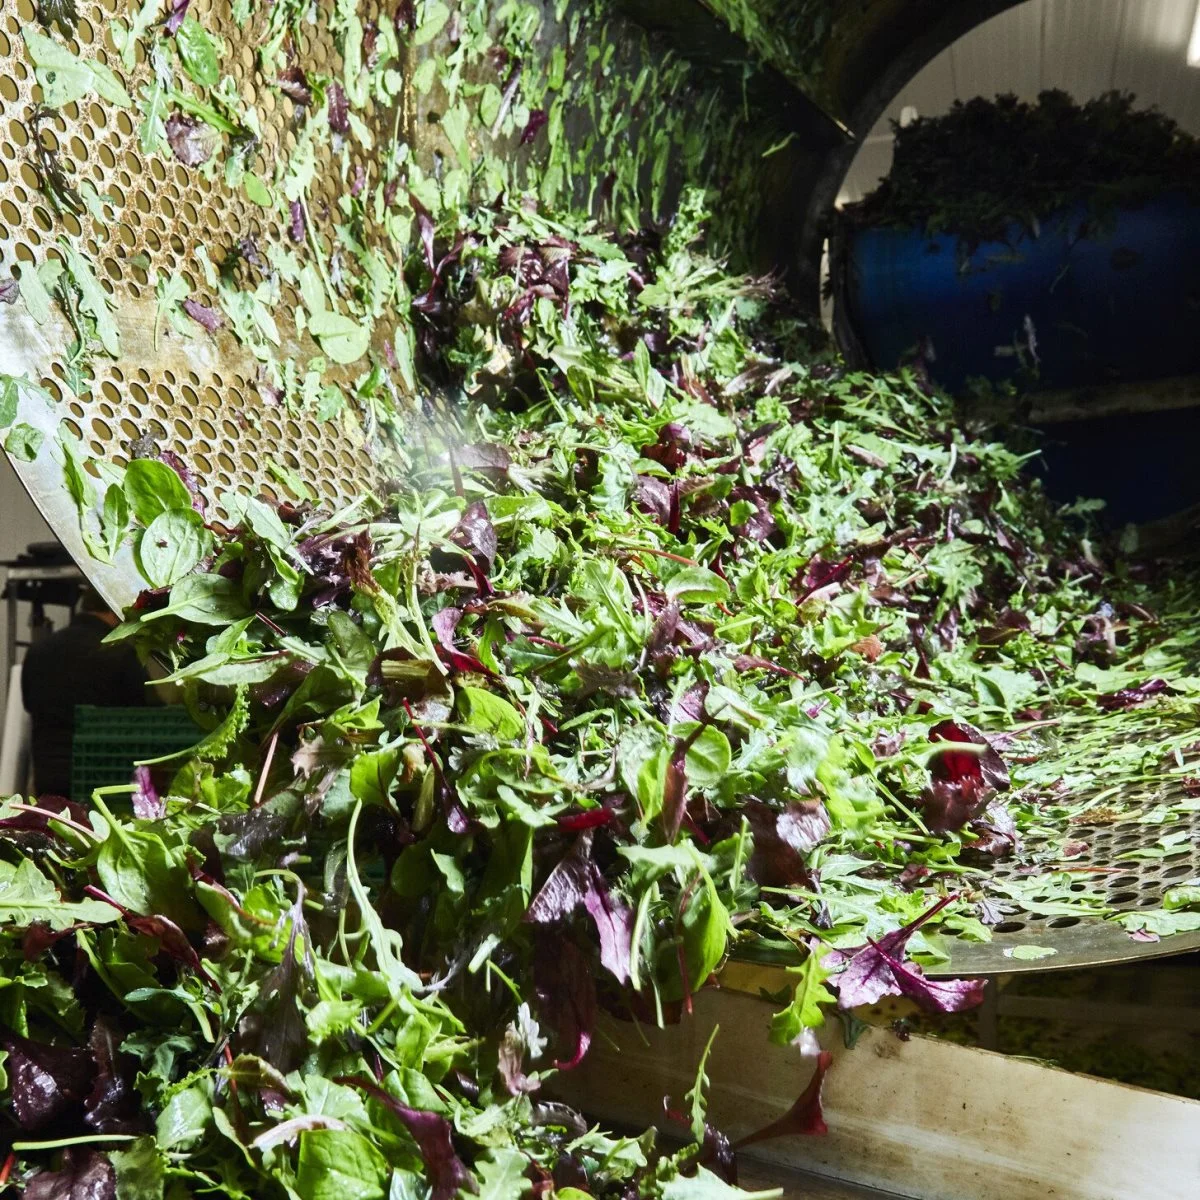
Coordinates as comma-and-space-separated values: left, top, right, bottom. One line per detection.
839, 0, 1200, 205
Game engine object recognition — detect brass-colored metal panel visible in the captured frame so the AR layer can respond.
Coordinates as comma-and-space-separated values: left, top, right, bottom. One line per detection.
0, 0, 402, 609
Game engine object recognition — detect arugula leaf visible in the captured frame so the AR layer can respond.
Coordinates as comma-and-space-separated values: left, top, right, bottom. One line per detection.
769, 953, 836, 1045
60, 239, 121, 355
0, 859, 119, 930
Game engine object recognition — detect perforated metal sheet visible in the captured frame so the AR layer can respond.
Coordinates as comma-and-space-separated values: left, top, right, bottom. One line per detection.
2, 0, 1198, 978
0, 0, 403, 609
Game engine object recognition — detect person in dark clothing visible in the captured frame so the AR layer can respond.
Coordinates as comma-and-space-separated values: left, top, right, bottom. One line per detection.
20, 586, 153, 797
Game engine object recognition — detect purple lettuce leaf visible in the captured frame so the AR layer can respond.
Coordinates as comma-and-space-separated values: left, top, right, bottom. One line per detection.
581, 866, 633, 985
83, 1016, 143, 1134
275, 65, 312, 105
450, 501, 497, 570
662, 724, 707, 843
182, 296, 223, 332
164, 0, 191, 35
0, 794, 91, 839
634, 475, 672, 526
85, 886, 218, 989
920, 720, 1009, 834
165, 112, 214, 166
132, 765, 165, 820
829, 896, 986, 1014
497, 1027, 539, 1097
525, 833, 632, 983
0, 1027, 94, 1131
24, 1149, 115, 1200
743, 799, 829, 889
289, 199, 306, 243
1096, 677, 1168, 711
336, 1076, 476, 1200
520, 109, 548, 145
0, 276, 19, 304
327, 82, 350, 137
534, 935, 595, 1069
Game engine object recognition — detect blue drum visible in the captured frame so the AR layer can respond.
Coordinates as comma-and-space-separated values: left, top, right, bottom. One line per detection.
840, 193, 1200, 394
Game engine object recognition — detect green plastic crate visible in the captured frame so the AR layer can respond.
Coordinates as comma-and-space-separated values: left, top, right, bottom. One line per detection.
71, 706, 202, 804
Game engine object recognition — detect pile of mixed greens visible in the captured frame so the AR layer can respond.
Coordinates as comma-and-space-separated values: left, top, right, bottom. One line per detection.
5, 2, 1200, 1198
839, 90, 1200, 246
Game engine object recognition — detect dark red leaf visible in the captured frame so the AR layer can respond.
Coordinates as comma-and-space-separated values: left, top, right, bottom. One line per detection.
83, 1016, 143, 1135
556, 807, 613, 832
921, 721, 1009, 833
84, 887, 218, 989
126, 912, 219, 989
735, 1051, 832, 1145
24, 1149, 115, 1200
412, 195, 437, 270
700, 1122, 738, 1183
829, 896, 986, 1014
159, 450, 206, 513
520, 109, 548, 144
327, 82, 350, 136
646, 600, 682, 664
642, 423, 693, 472
525, 833, 632, 983
742, 800, 828, 889
288, 199, 306, 243
965, 802, 1020, 858
777, 800, 832, 854
0, 794, 90, 838
730, 654, 802, 679
582, 865, 633, 985
451, 501, 497, 570
335, 1076, 476, 1200
23, 922, 78, 960
182, 296, 223, 332
165, 112, 213, 166
0, 1027, 94, 1131
662, 741, 689, 844
634, 475, 672, 525
164, 0, 191, 34
799, 555, 852, 596
728, 485, 777, 542
275, 65, 312, 105
929, 721, 1009, 788
662, 725, 705, 843
535, 936, 595, 1069
525, 847, 589, 924
1096, 678, 1168, 711
497, 1027, 538, 1097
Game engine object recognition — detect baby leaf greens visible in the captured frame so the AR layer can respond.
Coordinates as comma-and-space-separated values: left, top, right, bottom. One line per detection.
8, 2, 1200, 1198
